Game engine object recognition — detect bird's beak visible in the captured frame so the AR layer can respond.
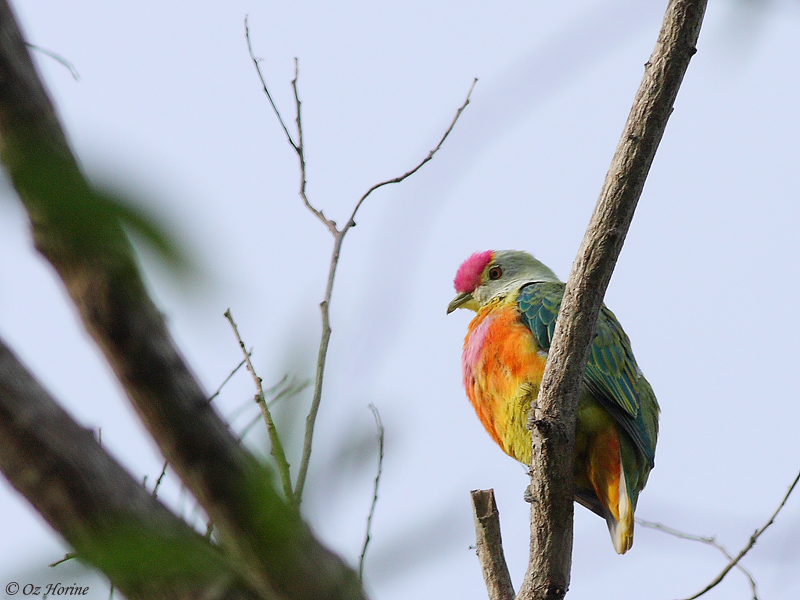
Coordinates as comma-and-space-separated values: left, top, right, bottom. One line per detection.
447, 291, 473, 314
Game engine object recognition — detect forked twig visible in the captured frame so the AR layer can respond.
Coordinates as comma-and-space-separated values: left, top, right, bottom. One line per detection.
224, 308, 294, 503
289, 76, 476, 507
680, 468, 800, 600
358, 404, 385, 580
25, 43, 80, 80
637, 519, 758, 598
245, 18, 474, 507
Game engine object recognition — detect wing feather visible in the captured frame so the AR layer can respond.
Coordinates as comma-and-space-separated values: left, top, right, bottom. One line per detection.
516, 282, 656, 468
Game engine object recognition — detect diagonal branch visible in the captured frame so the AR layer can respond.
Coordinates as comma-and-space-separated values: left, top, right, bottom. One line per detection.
340, 77, 477, 235
0, 337, 261, 600
637, 519, 759, 598
518, 2, 707, 598
225, 308, 294, 503
0, 2, 365, 599
680, 469, 800, 600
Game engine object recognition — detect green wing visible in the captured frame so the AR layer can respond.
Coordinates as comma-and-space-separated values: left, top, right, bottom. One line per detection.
517, 282, 657, 468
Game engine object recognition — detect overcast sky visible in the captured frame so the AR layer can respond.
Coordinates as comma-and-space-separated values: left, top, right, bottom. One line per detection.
3, 1, 800, 598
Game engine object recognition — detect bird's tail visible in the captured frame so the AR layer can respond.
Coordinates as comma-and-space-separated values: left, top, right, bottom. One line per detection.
587, 429, 636, 554
604, 464, 634, 554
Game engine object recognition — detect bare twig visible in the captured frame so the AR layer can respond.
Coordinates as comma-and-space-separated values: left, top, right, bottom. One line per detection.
680, 469, 800, 600
25, 43, 80, 80
471, 489, 515, 600
245, 19, 333, 233
341, 77, 477, 236
292, 78, 477, 506
224, 308, 294, 503
151, 460, 169, 499
208, 355, 249, 403
236, 378, 311, 444
358, 404, 385, 580
49, 552, 77, 568
246, 15, 474, 510
637, 519, 758, 598
244, 16, 297, 151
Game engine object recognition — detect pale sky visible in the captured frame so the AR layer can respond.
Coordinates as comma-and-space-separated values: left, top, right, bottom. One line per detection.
2, 1, 800, 599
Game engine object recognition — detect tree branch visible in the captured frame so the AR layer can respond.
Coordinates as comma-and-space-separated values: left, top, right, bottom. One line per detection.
0, 2, 365, 599
471, 489, 516, 600
636, 519, 758, 598
281, 72, 476, 506
224, 308, 294, 503
680, 469, 800, 600
0, 337, 261, 600
358, 404, 385, 580
518, 2, 707, 598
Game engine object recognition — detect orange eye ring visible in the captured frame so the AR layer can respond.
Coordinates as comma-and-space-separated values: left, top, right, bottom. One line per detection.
488, 266, 502, 280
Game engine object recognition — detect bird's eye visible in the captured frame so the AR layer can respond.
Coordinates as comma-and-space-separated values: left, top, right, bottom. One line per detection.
488, 266, 502, 280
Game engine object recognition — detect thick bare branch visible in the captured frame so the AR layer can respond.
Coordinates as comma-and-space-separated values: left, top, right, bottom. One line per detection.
0, 3, 365, 599
519, 2, 707, 599
0, 338, 260, 600
471, 489, 516, 600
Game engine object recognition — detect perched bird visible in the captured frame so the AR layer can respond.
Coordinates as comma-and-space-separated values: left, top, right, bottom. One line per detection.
448, 250, 659, 554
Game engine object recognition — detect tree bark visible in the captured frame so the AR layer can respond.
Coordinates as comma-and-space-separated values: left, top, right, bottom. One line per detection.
517, 2, 707, 599
0, 2, 365, 599
472, 489, 516, 600
0, 338, 263, 600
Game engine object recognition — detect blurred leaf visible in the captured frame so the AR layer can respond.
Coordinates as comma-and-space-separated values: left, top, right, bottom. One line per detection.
93, 185, 191, 273
4, 130, 192, 276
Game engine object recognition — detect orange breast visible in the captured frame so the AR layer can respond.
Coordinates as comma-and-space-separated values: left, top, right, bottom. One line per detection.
462, 301, 546, 462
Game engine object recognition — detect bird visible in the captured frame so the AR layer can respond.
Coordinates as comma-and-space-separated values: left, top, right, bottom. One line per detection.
447, 250, 659, 554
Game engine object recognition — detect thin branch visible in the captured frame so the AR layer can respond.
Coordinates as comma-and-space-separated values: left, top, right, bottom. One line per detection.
518, 2, 706, 598
471, 489, 515, 600
245, 19, 334, 233
358, 404, 385, 580
49, 553, 77, 568
244, 16, 297, 151
151, 461, 169, 499
290, 58, 334, 232
246, 22, 476, 505
236, 378, 311, 444
224, 308, 294, 503
291, 79, 477, 506
341, 77, 477, 236
25, 43, 80, 80
680, 469, 800, 600
208, 355, 249, 403
637, 519, 758, 598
